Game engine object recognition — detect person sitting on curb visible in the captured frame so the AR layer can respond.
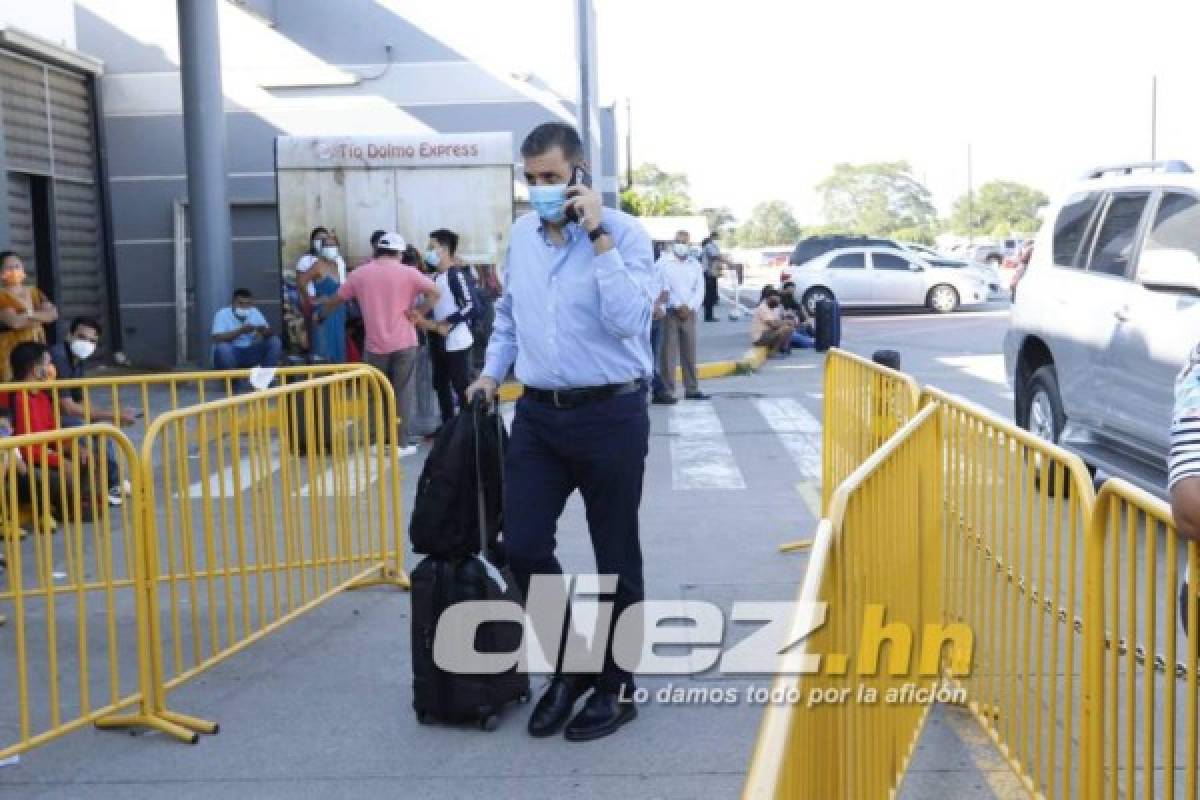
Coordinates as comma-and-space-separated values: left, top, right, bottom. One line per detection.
50, 317, 135, 506
750, 288, 796, 356
211, 288, 283, 372
10, 341, 92, 523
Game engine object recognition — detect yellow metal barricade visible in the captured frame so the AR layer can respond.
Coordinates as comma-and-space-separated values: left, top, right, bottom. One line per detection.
819, 348, 922, 515
113, 368, 404, 735
923, 385, 1096, 799
746, 405, 951, 798
0, 363, 384, 437
0, 423, 171, 758
1084, 479, 1198, 800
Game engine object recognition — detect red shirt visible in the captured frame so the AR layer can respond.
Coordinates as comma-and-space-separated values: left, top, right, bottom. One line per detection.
11, 390, 61, 467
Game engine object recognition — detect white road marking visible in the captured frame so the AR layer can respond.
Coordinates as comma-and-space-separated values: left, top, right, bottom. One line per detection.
668, 403, 746, 490
187, 453, 281, 498
755, 398, 821, 479
299, 456, 383, 497
937, 354, 1008, 387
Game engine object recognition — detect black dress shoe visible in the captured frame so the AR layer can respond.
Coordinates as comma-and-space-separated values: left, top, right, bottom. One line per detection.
685, 391, 710, 400
651, 394, 678, 405
528, 676, 591, 738
564, 688, 637, 741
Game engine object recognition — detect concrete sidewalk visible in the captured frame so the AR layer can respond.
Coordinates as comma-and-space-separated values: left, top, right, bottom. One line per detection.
0, 321, 1022, 798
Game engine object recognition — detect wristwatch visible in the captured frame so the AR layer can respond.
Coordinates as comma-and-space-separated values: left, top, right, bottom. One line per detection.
588, 225, 609, 242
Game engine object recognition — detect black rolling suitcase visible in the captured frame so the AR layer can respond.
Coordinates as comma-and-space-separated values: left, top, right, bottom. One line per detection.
410, 399, 530, 730
814, 296, 842, 352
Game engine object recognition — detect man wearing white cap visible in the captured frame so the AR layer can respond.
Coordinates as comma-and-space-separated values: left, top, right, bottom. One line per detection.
322, 232, 440, 456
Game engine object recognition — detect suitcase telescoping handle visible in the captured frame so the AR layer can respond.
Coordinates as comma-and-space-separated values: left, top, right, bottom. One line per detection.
469, 394, 505, 556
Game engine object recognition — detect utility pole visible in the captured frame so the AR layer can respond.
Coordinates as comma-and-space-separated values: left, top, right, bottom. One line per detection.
576, 0, 593, 165
966, 142, 974, 246
624, 97, 633, 191
1151, 75, 1158, 160
177, 0, 233, 366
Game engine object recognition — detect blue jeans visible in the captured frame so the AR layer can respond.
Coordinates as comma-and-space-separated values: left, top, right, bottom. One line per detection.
61, 415, 119, 491
213, 336, 283, 371
649, 319, 665, 396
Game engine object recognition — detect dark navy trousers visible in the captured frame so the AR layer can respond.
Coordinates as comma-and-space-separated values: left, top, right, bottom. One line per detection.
504, 386, 649, 691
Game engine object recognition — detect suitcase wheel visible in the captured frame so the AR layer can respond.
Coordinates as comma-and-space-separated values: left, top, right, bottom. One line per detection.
479, 713, 499, 732
519, 690, 532, 704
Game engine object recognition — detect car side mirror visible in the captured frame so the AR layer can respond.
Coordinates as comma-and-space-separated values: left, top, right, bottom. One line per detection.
1138, 249, 1200, 296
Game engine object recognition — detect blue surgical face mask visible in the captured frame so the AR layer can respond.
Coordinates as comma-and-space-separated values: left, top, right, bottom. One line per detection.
529, 183, 569, 223
424, 248, 441, 268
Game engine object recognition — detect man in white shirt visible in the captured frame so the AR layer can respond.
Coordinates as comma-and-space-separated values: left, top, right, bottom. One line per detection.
654, 230, 708, 403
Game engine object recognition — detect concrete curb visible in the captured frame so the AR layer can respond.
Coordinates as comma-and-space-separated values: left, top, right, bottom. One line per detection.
495, 346, 770, 403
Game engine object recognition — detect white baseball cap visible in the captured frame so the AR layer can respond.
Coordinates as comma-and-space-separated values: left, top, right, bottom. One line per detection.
377, 232, 406, 252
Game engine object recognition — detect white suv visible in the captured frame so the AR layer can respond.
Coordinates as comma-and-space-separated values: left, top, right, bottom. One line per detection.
1004, 160, 1200, 495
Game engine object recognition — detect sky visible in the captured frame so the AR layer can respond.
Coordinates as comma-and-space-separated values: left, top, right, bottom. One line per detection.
595, 0, 1200, 225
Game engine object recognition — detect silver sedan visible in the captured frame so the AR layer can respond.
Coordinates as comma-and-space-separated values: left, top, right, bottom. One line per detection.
790, 247, 991, 314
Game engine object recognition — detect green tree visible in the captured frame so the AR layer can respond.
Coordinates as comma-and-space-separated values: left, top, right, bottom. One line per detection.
815, 161, 937, 237
732, 200, 803, 246
699, 206, 736, 234
948, 180, 1049, 236
619, 163, 693, 216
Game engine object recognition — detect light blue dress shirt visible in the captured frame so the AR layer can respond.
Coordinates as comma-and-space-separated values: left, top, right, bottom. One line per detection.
212, 306, 269, 349
483, 208, 654, 390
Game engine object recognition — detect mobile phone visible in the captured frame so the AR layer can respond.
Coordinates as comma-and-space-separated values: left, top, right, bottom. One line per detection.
564, 165, 592, 223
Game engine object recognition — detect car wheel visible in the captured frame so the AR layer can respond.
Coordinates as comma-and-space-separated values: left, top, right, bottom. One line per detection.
1022, 365, 1072, 496
927, 284, 960, 313
1023, 366, 1064, 444
801, 287, 835, 316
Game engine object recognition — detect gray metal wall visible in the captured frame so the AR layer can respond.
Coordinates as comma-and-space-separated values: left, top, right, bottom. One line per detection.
77, 0, 614, 367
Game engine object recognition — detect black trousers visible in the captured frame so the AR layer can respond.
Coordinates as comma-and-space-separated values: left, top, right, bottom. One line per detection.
504, 386, 649, 691
703, 273, 719, 319
429, 332, 471, 424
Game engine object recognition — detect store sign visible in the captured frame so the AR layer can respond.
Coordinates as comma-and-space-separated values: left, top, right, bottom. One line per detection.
276, 133, 513, 169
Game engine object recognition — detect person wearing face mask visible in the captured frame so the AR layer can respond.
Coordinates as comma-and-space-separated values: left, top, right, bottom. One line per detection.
654, 231, 708, 404
297, 232, 347, 363
464, 122, 654, 742
415, 229, 474, 427
750, 288, 796, 355
10, 341, 93, 522
701, 233, 725, 322
320, 233, 441, 456
49, 318, 135, 506
294, 226, 347, 296
0, 251, 58, 383
211, 288, 283, 372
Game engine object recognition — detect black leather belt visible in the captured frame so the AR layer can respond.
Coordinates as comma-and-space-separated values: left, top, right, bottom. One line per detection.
524, 380, 643, 409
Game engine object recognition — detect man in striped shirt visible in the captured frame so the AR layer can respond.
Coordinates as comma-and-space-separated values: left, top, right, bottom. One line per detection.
1170, 342, 1200, 542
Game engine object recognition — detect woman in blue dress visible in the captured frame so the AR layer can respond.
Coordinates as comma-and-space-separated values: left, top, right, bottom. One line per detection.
298, 232, 346, 363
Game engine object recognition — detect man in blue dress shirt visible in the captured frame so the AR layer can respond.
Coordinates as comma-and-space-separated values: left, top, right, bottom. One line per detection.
467, 122, 653, 741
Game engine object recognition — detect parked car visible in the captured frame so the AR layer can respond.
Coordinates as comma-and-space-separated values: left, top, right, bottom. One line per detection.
965, 243, 1006, 266
927, 257, 1003, 295
788, 246, 989, 314
898, 242, 944, 260
781, 234, 900, 283
1004, 159, 1200, 495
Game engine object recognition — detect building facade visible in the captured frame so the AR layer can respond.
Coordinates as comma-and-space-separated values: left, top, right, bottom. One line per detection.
0, 0, 615, 366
